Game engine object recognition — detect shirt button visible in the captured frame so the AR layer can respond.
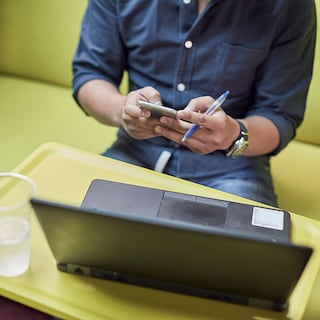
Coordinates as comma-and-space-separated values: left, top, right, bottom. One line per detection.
183, 0, 192, 4
177, 83, 186, 92
185, 40, 193, 49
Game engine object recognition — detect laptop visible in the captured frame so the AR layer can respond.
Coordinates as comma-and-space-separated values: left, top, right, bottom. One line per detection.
31, 179, 313, 311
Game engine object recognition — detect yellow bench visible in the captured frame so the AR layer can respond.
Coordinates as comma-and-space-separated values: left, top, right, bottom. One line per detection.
271, 1, 320, 220
0, 0, 118, 171
1, 0, 319, 220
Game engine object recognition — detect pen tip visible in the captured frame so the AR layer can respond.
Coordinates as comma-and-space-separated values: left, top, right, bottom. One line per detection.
181, 137, 187, 142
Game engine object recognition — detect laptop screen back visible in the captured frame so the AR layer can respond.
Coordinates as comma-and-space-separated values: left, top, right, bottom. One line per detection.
31, 197, 313, 311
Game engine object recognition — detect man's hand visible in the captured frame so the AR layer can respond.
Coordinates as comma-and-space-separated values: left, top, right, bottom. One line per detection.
155, 96, 239, 154
120, 86, 165, 140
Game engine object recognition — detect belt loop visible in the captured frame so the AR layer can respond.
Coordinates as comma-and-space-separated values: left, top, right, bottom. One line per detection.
154, 150, 172, 172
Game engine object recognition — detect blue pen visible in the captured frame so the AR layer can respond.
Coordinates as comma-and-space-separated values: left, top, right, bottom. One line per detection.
181, 90, 230, 142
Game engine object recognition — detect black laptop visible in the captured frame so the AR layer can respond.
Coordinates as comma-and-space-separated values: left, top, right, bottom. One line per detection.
31, 179, 313, 311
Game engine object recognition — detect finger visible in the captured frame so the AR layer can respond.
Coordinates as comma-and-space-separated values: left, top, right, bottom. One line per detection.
159, 116, 191, 132
125, 92, 154, 118
134, 87, 163, 118
177, 109, 210, 127
154, 125, 184, 142
137, 86, 162, 104
178, 107, 225, 130
157, 127, 209, 154
125, 102, 147, 118
124, 116, 161, 140
184, 96, 214, 112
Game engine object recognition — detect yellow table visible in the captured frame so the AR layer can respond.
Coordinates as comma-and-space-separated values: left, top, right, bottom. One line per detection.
1, 143, 320, 320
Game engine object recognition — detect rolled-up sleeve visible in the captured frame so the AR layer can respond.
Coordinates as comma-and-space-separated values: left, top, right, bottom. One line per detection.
72, 0, 126, 102
247, 0, 316, 154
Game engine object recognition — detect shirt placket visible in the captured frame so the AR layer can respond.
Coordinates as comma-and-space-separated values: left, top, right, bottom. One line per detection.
173, 0, 198, 107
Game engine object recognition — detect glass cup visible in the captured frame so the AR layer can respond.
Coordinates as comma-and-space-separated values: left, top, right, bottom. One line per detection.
0, 173, 36, 277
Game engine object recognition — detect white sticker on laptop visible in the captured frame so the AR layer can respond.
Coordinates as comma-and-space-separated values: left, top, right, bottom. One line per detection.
251, 207, 284, 230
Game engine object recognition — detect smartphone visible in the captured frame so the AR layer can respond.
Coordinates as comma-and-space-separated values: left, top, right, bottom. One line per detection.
138, 100, 177, 118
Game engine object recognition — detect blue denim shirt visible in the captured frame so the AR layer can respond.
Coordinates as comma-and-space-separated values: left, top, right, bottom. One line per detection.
72, 0, 316, 205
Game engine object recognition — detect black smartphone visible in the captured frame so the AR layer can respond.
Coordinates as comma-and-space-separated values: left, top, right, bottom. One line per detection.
138, 100, 177, 118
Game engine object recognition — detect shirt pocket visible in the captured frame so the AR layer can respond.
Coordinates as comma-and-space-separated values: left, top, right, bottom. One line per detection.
214, 43, 269, 97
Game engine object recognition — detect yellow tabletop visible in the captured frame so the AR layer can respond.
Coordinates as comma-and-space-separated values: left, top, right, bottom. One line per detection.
1, 142, 319, 320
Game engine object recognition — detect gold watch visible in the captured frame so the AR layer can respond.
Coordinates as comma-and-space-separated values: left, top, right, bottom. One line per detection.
225, 120, 249, 158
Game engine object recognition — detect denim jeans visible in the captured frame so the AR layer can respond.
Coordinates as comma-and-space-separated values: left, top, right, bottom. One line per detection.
103, 130, 278, 207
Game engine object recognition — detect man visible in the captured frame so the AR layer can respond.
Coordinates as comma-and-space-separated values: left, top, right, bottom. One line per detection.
72, 0, 316, 206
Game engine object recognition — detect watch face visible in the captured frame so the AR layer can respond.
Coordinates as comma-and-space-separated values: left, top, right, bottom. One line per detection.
226, 131, 249, 158
225, 120, 249, 158
231, 137, 249, 158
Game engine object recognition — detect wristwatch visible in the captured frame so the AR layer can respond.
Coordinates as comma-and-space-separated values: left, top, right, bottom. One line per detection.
225, 120, 249, 158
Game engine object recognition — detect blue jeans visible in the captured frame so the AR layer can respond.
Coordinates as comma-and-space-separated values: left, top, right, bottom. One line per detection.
103, 130, 278, 207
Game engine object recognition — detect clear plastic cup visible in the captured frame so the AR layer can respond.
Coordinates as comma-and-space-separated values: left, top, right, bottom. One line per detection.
0, 173, 36, 277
